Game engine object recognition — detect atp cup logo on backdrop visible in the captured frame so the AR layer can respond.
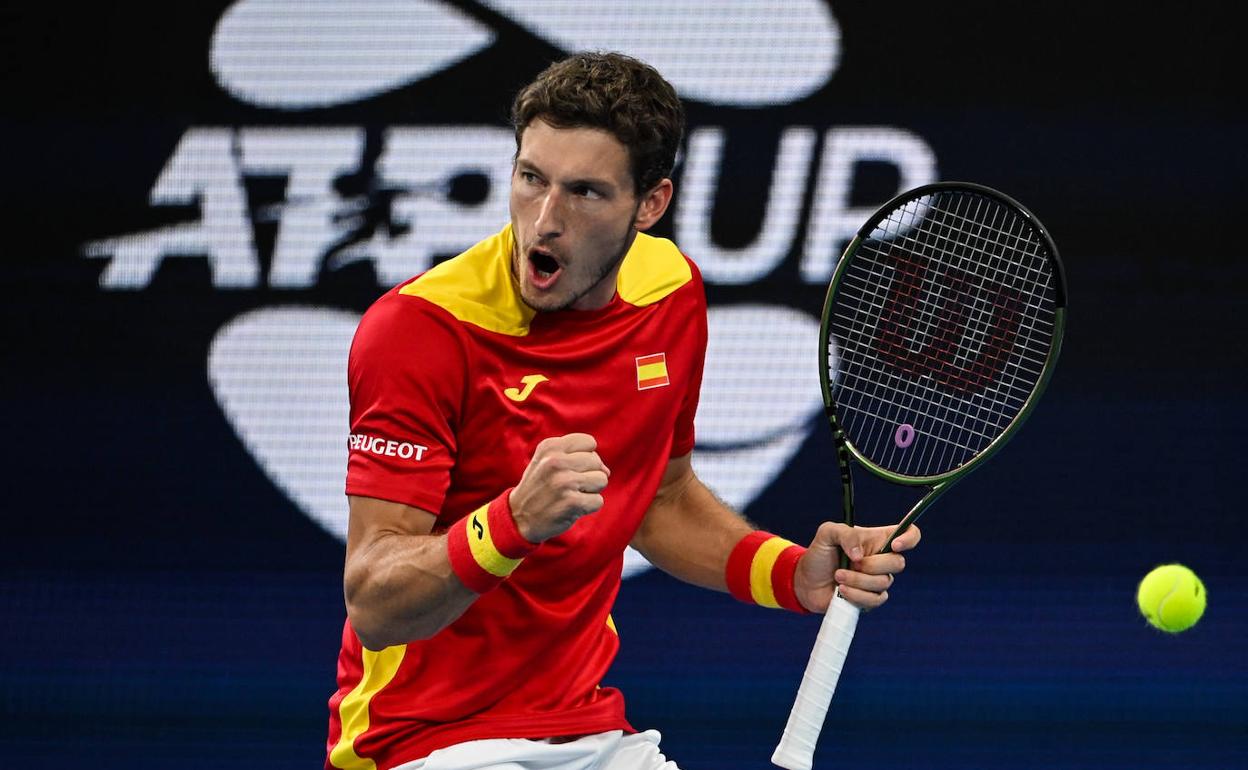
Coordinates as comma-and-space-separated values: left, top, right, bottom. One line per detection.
85, 1, 938, 576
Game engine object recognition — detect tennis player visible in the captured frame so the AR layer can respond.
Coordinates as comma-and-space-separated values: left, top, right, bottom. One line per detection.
326, 52, 920, 770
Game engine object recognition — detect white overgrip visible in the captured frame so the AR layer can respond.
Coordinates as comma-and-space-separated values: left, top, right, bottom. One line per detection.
771, 592, 861, 770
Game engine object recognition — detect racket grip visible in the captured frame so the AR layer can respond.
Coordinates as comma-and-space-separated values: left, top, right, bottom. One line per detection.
771, 593, 861, 770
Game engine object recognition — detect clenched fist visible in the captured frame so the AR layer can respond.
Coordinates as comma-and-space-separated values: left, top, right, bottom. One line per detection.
508, 433, 610, 543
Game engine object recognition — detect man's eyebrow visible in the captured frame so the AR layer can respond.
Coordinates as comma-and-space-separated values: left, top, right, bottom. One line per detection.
564, 176, 615, 191
516, 158, 617, 190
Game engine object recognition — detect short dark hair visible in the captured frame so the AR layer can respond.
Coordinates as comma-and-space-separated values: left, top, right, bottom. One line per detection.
511, 52, 685, 195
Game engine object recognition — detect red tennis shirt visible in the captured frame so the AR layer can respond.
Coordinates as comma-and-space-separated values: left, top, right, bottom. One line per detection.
326, 224, 708, 769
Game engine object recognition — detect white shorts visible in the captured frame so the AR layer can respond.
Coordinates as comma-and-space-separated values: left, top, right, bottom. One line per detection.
389, 729, 680, 770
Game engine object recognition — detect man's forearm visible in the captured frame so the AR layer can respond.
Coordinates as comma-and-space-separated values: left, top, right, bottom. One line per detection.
631, 469, 754, 591
344, 532, 477, 649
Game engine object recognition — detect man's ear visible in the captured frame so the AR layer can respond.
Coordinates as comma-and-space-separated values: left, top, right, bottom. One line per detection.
634, 178, 674, 231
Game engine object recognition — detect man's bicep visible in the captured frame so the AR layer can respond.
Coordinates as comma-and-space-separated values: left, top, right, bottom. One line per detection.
631, 452, 695, 555
654, 452, 695, 505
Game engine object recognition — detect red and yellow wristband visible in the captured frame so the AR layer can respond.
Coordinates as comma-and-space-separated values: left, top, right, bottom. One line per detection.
446, 488, 539, 593
726, 530, 808, 613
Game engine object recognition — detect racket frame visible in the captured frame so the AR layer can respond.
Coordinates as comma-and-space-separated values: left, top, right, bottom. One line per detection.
819, 181, 1066, 547
773, 183, 1066, 770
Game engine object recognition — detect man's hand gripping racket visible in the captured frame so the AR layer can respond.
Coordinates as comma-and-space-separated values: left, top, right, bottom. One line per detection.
772, 183, 1067, 770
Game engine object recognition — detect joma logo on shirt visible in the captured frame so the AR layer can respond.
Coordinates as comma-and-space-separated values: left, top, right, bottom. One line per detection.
349, 433, 428, 461
503, 374, 549, 402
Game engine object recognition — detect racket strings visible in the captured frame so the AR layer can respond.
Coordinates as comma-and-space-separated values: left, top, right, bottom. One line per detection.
867, 202, 1055, 350
839, 201, 1023, 469
848, 197, 1053, 473
828, 190, 1058, 477
871, 198, 1055, 395
847, 200, 1052, 473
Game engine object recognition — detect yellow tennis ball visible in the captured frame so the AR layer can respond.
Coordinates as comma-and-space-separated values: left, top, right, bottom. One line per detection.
1136, 564, 1206, 633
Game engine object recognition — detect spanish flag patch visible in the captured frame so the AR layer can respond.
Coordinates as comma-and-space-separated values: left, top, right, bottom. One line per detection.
636, 353, 670, 390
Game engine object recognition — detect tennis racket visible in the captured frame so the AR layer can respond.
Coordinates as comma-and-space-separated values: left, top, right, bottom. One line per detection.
771, 182, 1067, 770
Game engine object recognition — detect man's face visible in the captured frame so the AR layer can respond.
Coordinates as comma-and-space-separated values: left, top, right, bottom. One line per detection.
509, 119, 642, 313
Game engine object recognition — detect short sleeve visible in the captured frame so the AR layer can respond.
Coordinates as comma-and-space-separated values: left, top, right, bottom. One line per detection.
345, 291, 467, 513
670, 259, 708, 458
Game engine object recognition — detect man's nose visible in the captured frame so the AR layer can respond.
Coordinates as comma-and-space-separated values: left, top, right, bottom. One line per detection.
534, 187, 564, 238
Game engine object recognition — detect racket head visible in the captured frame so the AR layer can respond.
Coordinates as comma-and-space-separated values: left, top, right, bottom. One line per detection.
819, 182, 1066, 487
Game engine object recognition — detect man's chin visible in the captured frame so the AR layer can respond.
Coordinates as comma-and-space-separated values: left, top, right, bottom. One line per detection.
519, 286, 575, 314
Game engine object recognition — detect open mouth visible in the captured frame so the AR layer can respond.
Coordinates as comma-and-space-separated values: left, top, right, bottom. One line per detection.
528, 249, 562, 289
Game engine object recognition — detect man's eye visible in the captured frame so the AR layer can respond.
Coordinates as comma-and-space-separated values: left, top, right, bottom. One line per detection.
573, 185, 601, 199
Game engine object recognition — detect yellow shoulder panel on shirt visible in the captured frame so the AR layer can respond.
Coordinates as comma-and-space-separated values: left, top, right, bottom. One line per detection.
617, 232, 692, 306
399, 225, 536, 337
399, 226, 691, 335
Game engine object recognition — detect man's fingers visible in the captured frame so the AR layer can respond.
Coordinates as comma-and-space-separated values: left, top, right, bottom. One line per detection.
576, 470, 609, 494
818, 521, 921, 559
815, 521, 864, 559
836, 568, 894, 593
533, 436, 610, 477
514, 435, 615, 543
550, 463, 609, 494
572, 492, 605, 515
852, 552, 906, 576
542, 433, 598, 454
559, 450, 609, 475
835, 584, 888, 611
889, 523, 922, 552
810, 520, 916, 612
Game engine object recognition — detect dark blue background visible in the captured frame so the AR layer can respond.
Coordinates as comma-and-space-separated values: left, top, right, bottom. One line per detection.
3, 2, 1245, 768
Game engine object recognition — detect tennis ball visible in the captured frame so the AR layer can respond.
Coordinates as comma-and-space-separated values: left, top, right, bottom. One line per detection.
1136, 564, 1206, 633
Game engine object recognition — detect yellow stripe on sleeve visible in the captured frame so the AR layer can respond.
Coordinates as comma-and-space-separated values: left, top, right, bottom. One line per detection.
329, 644, 407, 770
748, 537, 794, 609
466, 508, 523, 577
